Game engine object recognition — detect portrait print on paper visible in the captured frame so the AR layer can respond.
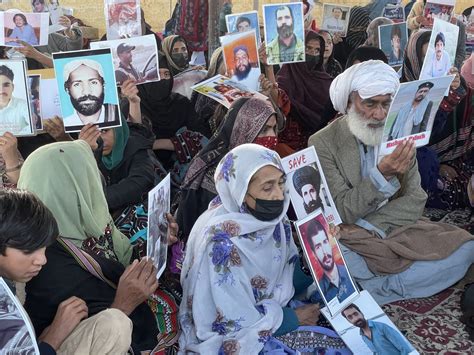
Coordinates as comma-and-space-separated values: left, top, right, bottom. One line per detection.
147, 174, 171, 279
191, 74, 267, 109
2, 11, 49, 46
105, 0, 142, 40
321, 4, 351, 37
53, 48, 122, 133
0, 277, 40, 355
220, 30, 261, 91
225, 11, 261, 44
380, 75, 454, 155
378, 22, 408, 68
263, 2, 305, 65
420, 18, 459, 80
0, 59, 34, 136
281, 146, 341, 225
90, 34, 159, 86
321, 290, 419, 354
296, 211, 358, 316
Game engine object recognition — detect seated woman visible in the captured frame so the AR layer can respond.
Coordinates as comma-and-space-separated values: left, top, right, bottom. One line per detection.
0, 132, 22, 189
179, 143, 350, 354
18, 140, 180, 354
125, 54, 208, 186
319, 30, 343, 78
176, 97, 284, 243
276, 31, 334, 151
162, 35, 191, 76
78, 81, 156, 215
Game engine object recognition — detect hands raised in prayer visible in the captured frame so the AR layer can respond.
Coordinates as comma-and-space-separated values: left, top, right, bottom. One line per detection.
39, 296, 89, 351
377, 140, 416, 180
111, 258, 159, 316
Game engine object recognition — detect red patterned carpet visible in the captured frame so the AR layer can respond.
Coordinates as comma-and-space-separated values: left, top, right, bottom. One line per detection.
383, 288, 474, 354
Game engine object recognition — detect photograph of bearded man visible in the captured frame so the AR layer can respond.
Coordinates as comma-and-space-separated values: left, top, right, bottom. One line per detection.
54, 49, 121, 133
264, 3, 305, 65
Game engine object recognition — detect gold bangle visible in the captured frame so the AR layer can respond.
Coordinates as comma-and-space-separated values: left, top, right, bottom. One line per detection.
4, 163, 22, 173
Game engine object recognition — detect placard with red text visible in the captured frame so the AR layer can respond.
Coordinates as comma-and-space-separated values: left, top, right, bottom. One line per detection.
281, 146, 342, 225
379, 75, 454, 155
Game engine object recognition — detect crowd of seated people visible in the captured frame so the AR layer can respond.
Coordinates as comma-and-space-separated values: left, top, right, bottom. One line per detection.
0, 1, 473, 353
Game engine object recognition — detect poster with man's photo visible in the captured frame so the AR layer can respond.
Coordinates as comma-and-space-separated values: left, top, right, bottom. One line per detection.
28, 68, 62, 126
420, 18, 459, 80
105, 0, 142, 40
52, 48, 122, 133
191, 74, 267, 109
2, 11, 49, 46
321, 290, 419, 354
262, 2, 305, 65
147, 174, 171, 280
320, 4, 351, 37
220, 30, 261, 91
379, 75, 454, 155
423, 0, 455, 28
90, 34, 159, 86
0, 277, 40, 355
0, 59, 35, 136
225, 11, 261, 44
28, 74, 42, 130
295, 211, 358, 317
378, 22, 408, 68
281, 146, 342, 225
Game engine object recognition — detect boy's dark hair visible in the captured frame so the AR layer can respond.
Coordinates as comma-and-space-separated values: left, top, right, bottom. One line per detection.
391, 24, 402, 39
0, 190, 58, 255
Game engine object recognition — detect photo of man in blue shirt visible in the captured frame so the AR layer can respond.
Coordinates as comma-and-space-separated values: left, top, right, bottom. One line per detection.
342, 303, 415, 354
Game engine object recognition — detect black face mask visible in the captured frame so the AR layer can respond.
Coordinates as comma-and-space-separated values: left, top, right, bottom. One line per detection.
247, 194, 284, 221
171, 53, 188, 68
306, 54, 320, 70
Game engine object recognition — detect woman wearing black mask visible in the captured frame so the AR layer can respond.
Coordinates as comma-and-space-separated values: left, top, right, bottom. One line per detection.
179, 143, 349, 354
162, 35, 190, 76
276, 31, 335, 152
121, 53, 208, 185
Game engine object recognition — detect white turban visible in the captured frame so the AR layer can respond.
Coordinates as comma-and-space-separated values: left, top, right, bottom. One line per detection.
329, 60, 400, 114
63, 59, 105, 84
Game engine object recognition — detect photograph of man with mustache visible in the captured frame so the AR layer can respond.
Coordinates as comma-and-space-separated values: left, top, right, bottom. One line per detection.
306, 218, 355, 304
62, 59, 119, 131
265, 3, 305, 64
342, 303, 415, 354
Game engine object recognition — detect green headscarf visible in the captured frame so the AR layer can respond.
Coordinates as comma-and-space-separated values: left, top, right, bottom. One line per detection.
18, 140, 132, 266
101, 120, 130, 170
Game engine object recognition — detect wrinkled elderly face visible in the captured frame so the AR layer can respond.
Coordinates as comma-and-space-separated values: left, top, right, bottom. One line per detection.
244, 165, 286, 210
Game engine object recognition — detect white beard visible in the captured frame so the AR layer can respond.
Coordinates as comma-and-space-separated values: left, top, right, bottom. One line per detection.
346, 107, 385, 147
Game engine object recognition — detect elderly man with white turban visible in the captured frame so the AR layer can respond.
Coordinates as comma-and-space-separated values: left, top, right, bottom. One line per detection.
309, 60, 474, 304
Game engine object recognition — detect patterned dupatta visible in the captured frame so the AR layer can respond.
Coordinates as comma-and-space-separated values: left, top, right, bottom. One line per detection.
179, 144, 298, 354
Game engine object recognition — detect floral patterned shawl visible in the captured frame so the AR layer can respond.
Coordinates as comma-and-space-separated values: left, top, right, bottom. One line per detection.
179, 144, 298, 354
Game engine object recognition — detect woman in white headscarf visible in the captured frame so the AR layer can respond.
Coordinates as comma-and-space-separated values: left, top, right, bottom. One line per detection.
179, 144, 349, 354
